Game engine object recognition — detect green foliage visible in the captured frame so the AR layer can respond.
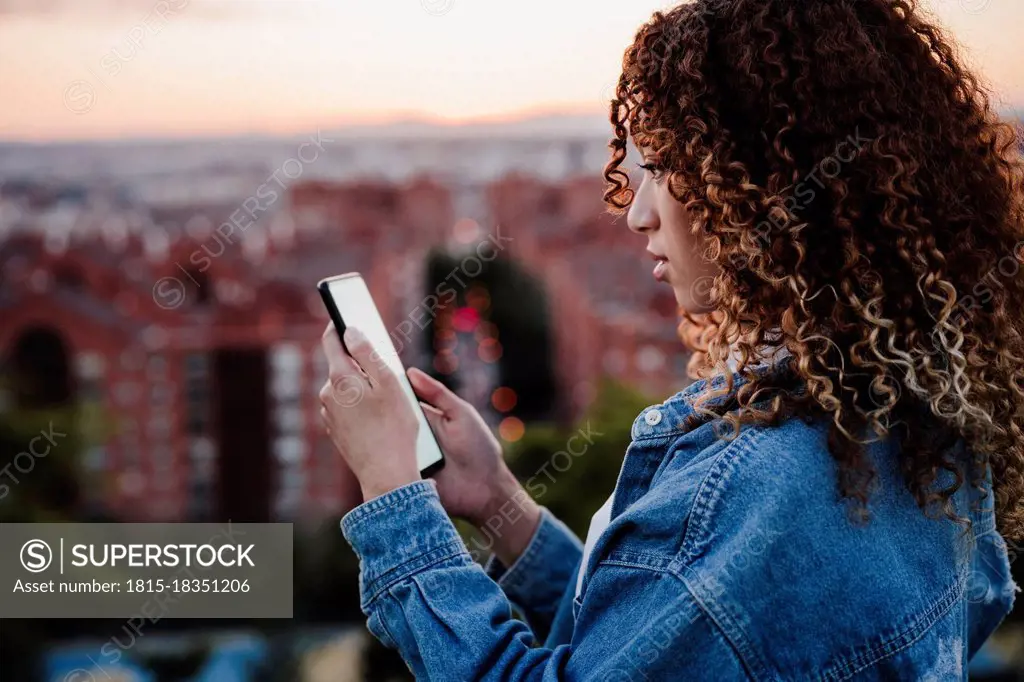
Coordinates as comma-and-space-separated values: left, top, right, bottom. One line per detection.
503, 378, 656, 537
0, 405, 90, 523
0, 403, 93, 681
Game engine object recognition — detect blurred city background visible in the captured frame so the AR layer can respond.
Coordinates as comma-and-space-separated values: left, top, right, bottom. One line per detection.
0, 0, 1021, 680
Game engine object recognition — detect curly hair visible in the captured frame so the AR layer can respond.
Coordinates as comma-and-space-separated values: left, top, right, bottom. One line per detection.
603, 0, 1024, 540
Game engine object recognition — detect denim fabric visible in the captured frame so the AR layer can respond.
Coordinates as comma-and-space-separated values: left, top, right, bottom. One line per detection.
340, 368, 1017, 681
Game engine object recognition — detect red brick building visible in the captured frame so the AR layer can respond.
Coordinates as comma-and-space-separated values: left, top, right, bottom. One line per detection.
0, 173, 690, 522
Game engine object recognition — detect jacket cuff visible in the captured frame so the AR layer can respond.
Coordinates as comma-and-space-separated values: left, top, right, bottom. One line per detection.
483, 507, 583, 607
341, 480, 474, 607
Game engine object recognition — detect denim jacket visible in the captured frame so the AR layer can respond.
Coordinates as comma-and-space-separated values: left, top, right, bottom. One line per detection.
340, 368, 1017, 680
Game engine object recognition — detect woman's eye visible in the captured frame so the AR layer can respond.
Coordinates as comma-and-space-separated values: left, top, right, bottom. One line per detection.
636, 162, 666, 180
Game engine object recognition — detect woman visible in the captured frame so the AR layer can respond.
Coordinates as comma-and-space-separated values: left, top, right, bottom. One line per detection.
319, 0, 1022, 678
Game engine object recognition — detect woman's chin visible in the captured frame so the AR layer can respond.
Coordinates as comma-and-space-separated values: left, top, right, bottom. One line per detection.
674, 291, 713, 315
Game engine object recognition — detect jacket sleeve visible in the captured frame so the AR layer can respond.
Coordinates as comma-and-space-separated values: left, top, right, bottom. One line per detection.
480, 507, 582, 641
340, 480, 749, 681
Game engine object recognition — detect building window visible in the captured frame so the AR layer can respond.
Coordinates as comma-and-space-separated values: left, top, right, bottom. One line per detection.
79, 379, 103, 403
114, 382, 141, 406
120, 350, 144, 372
271, 344, 303, 374
274, 403, 304, 432
273, 436, 306, 465
184, 353, 210, 436
147, 354, 168, 380
76, 353, 105, 380
148, 414, 173, 439
185, 353, 208, 377
151, 446, 174, 473
150, 383, 174, 407
271, 372, 301, 400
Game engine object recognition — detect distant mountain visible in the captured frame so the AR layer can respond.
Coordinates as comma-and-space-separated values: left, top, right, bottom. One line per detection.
0, 112, 618, 191
327, 111, 611, 140
0, 111, 612, 149
5, 101, 1022, 148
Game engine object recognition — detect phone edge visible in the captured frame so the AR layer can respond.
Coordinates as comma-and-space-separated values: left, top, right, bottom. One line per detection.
316, 275, 446, 478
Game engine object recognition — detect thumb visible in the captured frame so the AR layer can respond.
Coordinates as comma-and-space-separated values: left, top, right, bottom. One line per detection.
343, 327, 386, 384
408, 367, 462, 413
419, 400, 447, 433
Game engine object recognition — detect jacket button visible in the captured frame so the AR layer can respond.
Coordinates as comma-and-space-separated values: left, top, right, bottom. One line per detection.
645, 409, 663, 426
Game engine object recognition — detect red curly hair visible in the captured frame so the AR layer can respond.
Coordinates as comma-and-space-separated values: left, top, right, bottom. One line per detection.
603, 0, 1024, 539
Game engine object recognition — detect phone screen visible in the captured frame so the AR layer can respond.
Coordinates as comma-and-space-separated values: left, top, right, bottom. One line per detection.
322, 275, 445, 475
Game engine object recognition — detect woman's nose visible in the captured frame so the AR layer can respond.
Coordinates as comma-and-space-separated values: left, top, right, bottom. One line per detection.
627, 184, 658, 235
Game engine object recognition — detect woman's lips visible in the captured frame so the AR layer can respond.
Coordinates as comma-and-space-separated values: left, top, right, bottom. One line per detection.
653, 258, 669, 282
647, 249, 670, 283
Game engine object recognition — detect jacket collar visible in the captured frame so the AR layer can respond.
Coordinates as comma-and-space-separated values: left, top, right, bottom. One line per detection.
631, 352, 796, 441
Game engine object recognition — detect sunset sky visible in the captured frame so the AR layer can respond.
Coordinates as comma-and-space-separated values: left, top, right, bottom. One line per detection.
1, 0, 1021, 142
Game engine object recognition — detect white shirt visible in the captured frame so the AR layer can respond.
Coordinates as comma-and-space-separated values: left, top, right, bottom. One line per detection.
575, 493, 614, 598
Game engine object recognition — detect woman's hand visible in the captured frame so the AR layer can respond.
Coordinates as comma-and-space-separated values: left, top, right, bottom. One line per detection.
408, 368, 541, 565
318, 324, 421, 501
317, 322, 540, 565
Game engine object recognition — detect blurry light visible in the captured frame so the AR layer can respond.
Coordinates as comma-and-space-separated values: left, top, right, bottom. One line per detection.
453, 218, 481, 244
453, 307, 479, 332
140, 325, 169, 350
434, 307, 454, 327
475, 321, 499, 342
28, 269, 49, 293
491, 387, 518, 413
434, 329, 457, 351
184, 215, 213, 240
637, 346, 666, 373
499, 417, 525, 443
434, 353, 458, 375
118, 470, 145, 498
466, 286, 491, 311
44, 231, 69, 255
478, 338, 503, 363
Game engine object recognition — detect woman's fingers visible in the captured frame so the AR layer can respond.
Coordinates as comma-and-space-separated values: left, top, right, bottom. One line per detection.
343, 327, 391, 387
321, 324, 364, 383
321, 323, 347, 370
408, 367, 462, 413
419, 400, 447, 432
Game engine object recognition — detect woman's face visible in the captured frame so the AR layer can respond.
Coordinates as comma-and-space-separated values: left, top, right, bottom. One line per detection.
626, 162, 719, 313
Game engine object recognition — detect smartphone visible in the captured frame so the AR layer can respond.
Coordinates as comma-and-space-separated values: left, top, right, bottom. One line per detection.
317, 273, 446, 477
